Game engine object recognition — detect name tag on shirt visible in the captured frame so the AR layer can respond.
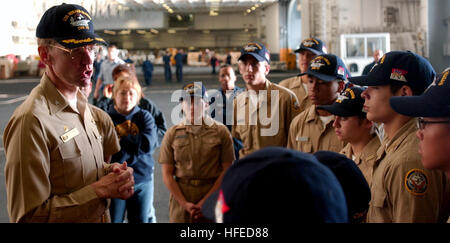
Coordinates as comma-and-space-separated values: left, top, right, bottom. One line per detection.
296, 136, 309, 142
61, 128, 80, 143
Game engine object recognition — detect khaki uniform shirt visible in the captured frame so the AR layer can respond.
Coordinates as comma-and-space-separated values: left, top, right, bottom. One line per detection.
159, 117, 235, 222
278, 76, 312, 118
89, 104, 120, 160
340, 136, 381, 187
232, 80, 300, 158
367, 118, 448, 223
3, 74, 111, 223
287, 105, 345, 153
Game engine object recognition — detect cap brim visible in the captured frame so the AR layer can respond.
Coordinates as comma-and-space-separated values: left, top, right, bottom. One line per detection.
390, 93, 450, 117
348, 74, 389, 86
238, 53, 266, 63
317, 103, 359, 117
299, 71, 340, 82
201, 190, 220, 222
56, 32, 108, 49
294, 47, 323, 55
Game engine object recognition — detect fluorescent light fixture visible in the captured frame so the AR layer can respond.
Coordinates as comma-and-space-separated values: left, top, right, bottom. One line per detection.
168, 29, 176, 34
150, 29, 159, 34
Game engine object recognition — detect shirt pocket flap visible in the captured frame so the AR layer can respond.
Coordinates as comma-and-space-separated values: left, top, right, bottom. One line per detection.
370, 190, 387, 208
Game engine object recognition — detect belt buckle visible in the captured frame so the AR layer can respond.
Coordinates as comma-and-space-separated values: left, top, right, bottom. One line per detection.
191, 179, 201, 186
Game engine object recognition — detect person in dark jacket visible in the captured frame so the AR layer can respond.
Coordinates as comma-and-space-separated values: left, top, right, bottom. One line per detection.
174, 49, 184, 83
108, 76, 158, 223
163, 50, 172, 82
142, 57, 154, 86
95, 64, 167, 146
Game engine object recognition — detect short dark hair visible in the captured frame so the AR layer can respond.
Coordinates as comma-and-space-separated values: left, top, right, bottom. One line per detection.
112, 64, 136, 81
390, 83, 421, 96
219, 64, 233, 70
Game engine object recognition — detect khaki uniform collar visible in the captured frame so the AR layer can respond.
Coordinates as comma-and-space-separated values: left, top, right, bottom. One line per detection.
42, 73, 88, 115
376, 118, 417, 159
179, 116, 218, 131
288, 76, 303, 89
383, 118, 417, 153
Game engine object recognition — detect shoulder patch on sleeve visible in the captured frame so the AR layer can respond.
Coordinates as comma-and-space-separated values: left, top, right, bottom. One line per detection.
404, 169, 428, 196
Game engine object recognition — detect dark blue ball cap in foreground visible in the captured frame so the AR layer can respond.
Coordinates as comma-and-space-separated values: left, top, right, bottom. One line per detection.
349, 51, 435, 95
390, 68, 450, 117
202, 147, 348, 223
238, 42, 270, 64
299, 54, 348, 82
317, 86, 366, 118
314, 151, 371, 223
36, 3, 108, 49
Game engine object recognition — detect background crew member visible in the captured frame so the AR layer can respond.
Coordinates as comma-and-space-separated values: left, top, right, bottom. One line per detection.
279, 37, 327, 117
159, 82, 235, 222
175, 49, 184, 83
390, 67, 450, 223
362, 49, 383, 75
3, 3, 134, 223
93, 43, 124, 101
163, 50, 172, 82
209, 64, 244, 160
317, 86, 380, 186
232, 42, 300, 158
287, 54, 347, 154
349, 50, 448, 222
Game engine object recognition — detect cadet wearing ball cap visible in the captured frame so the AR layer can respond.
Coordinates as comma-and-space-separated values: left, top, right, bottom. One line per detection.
317, 86, 380, 186
348, 51, 448, 223
159, 82, 235, 223
202, 147, 348, 223
3, 3, 137, 223
390, 68, 450, 223
287, 54, 347, 154
279, 38, 327, 118
232, 42, 300, 158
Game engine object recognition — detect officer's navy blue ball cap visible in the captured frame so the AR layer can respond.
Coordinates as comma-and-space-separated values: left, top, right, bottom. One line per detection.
202, 147, 348, 223
238, 42, 270, 64
36, 3, 108, 49
317, 86, 366, 117
299, 54, 348, 82
313, 151, 371, 223
390, 68, 450, 117
294, 37, 327, 55
349, 51, 435, 95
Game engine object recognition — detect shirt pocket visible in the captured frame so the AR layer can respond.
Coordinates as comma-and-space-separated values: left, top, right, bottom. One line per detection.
173, 138, 191, 163
370, 188, 387, 208
58, 136, 84, 190
301, 141, 313, 153
201, 136, 221, 160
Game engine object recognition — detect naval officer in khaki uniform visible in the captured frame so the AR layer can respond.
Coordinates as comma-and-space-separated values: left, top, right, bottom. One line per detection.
349, 51, 448, 222
3, 3, 134, 223
159, 82, 235, 223
232, 42, 300, 158
317, 86, 380, 186
287, 54, 347, 154
390, 67, 450, 223
279, 38, 327, 117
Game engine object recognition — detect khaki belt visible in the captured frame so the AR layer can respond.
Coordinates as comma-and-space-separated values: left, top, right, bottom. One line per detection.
176, 177, 217, 186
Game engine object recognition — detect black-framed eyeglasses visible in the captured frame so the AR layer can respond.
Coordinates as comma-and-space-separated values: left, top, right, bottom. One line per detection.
416, 117, 450, 130
49, 44, 100, 60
